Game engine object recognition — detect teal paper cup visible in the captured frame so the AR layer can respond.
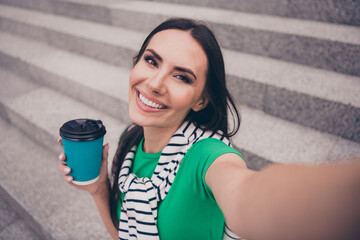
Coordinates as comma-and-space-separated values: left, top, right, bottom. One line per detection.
59, 119, 106, 185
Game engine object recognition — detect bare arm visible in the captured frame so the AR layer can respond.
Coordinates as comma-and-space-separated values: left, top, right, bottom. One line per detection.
206, 155, 360, 240
91, 179, 118, 240
58, 140, 118, 240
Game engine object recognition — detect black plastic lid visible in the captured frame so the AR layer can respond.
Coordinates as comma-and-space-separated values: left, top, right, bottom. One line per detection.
59, 119, 106, 142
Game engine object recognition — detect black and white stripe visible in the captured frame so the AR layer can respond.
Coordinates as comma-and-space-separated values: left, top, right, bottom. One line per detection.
118, 121, 240, 239
223, 224, 245, 240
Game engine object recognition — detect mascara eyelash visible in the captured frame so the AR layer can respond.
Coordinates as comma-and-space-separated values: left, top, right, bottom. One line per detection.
144, 55, 157, 67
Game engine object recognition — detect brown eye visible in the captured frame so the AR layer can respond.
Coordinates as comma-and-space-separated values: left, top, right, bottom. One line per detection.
175, 75, 192, 84
144, 56, 158, 67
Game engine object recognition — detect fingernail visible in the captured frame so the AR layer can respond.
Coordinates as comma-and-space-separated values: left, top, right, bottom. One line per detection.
65, 167, 70, 173
58, 153, 64, 160
66, 176, 72, 182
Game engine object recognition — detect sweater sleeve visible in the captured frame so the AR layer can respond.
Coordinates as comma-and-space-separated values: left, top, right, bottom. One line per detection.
185, 138, 244, 202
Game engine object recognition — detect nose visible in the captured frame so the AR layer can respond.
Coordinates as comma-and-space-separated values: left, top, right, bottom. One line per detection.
146, 70, 167, 95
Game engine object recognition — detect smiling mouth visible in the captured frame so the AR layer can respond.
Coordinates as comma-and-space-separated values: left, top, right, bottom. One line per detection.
138, 92, 167, 109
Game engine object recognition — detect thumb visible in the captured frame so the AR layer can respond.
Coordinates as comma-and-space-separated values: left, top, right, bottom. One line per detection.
99, 143, 110, 181
102, 143, 109, 162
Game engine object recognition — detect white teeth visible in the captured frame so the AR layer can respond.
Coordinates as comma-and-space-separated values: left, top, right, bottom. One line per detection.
139, 93, 165, 109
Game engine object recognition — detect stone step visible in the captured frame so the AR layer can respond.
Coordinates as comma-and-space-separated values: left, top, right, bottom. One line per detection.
0, 67, 127, 176
1, 13, 359, 143
0, 4, 144, 69
0, 31, 131, 123
0, 69, 121, 240
235, 105, 360, 165
225, 50, 360, 143
143, 0, 360, 26
0, 184, 44, 239
0, 0, 120, 24
1, 35, 359, 167
109, 1, 360, 77
2, 0, 359, 27
0, 1, 359, 76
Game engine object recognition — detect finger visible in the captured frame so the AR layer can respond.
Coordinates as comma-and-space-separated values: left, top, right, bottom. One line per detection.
58, 152, 66, 162
58, 163, 71, 174
63, 174, 73, 184
102, 143, 109, 161
58, 138, 63, 147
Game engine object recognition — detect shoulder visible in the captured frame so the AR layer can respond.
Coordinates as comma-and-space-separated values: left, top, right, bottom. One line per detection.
180, 138, 245, 200
187, 138, 244, 162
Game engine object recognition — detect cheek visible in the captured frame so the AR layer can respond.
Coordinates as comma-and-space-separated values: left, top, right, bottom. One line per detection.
169, 86, 199, 109
129, 66, 140, 88
128, 67, 141, 104
129, 63, 154, 89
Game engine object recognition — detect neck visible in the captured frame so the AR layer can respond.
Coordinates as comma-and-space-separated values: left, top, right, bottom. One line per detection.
142, 124, 181, 153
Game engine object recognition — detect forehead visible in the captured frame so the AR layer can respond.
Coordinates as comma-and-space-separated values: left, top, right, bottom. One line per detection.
147, 29, 208, 75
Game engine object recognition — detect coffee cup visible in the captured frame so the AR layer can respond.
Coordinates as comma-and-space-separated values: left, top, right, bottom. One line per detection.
59, 119, 106, 185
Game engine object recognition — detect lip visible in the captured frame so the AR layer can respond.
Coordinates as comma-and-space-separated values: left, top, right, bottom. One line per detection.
135, 90, 168, 112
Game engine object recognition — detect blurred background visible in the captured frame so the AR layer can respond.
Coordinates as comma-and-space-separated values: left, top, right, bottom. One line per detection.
0, 0, 359, 239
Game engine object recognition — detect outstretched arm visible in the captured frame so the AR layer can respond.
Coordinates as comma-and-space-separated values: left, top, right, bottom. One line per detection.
206, 154, 360, 240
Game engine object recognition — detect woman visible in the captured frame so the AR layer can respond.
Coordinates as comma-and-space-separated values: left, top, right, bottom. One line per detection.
60, 18, 246, 239
58, 18, 360, 240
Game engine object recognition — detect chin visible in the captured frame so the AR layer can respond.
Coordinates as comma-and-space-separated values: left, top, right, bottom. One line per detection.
129, 111, 155, 127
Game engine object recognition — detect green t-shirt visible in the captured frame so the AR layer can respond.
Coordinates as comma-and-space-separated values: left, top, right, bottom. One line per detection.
117, 137, 244, 240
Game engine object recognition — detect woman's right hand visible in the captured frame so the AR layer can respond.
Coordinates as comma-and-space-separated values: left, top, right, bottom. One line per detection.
57, 138, 110, 196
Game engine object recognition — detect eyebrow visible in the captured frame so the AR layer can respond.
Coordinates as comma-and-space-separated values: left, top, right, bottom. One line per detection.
145, 49, 197, 80
146, 49, 163, 62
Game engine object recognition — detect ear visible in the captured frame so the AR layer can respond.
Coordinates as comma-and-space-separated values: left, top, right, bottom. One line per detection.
192, 96, 208, 112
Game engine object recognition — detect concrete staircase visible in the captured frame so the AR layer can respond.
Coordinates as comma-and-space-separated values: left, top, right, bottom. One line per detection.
0, 0, 359, 239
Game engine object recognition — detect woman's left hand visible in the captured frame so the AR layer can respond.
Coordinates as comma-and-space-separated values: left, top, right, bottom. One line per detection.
57, 138, 110, 196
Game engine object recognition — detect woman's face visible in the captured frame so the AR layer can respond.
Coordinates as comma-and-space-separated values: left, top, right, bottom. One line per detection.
128, 29, 208, 131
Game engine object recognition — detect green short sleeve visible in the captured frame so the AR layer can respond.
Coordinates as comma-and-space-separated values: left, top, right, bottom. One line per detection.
185, 138, 244, 201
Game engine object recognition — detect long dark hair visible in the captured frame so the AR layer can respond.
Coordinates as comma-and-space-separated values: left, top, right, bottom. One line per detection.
110, 18, 240, 226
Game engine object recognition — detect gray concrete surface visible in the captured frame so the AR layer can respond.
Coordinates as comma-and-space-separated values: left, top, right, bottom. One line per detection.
0, 107, 112, 240
2, 0, 360, 26
0, 4, 143, 69
109, 1, 360, 76
144, 0, 360, 26
1, 0, 359, 75
0, 187, 43, 240
0, 30, 131, 121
